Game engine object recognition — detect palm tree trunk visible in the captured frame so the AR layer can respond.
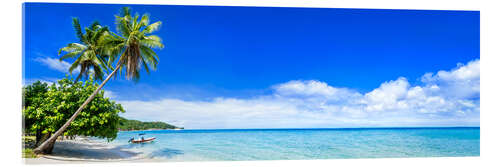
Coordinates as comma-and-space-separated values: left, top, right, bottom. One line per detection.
33, 63, 122, 154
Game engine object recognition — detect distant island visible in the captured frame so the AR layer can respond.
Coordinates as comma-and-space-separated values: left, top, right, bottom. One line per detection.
118, 117, 183, 131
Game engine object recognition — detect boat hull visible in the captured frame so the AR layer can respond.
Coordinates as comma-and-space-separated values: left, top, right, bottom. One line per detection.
131, 137, 156, 143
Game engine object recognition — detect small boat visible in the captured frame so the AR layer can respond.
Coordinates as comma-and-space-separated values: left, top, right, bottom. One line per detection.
129, 137, 156, 143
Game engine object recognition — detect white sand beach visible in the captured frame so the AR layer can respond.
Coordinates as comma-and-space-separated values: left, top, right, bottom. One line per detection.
24, 136, 157, 164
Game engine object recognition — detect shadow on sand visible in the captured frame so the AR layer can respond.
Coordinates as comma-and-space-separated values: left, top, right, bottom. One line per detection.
50, 140, 141, 160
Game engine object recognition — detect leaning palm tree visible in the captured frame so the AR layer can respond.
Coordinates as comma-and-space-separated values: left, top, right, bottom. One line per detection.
59, 18, 109, 83
34, 7, 164, 154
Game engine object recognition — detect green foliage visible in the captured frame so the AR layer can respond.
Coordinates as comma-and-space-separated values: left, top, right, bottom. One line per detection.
22, 81, 49, 131
118, 117, 181, 131
23, 78, 125, 141
22, 148, 37, 158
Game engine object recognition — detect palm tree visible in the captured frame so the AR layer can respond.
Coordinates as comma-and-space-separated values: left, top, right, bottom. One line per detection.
105, 7, 163, 80
59, 18, 109, 83
34, 7, 164, 154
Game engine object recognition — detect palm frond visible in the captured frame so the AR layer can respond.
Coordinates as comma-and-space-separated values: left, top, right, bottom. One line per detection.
143, 21, 161, 34
72, 18, 84, 43
68, 57, 82, 73
140, 55, 150, 74
116, 16, 131, 37
91, 61, 105, 81
139, 45, 159, 70
58, 43, 86, 56
95, 54, 110, 72
60, 51, 83, 61
140, 35, 164, 49
83, 27, 93, 45
90, 21, 101, 30
132, 69, 140, 82
120, 7, 131, 17
132, 14, 140, 31
138, 14, 150, 29
92, 26, 109, 44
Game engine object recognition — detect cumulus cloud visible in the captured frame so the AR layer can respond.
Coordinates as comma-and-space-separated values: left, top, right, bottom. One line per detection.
421, 59, 480, 99
275, 80, 351, 97
118, 59, 480, 129
34, 57, 79, 74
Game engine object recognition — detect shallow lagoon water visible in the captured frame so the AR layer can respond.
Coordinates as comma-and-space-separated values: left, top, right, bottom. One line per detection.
105, 127, 479, 161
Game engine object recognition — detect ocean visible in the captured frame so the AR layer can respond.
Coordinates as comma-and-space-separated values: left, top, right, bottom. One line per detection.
106, 127, 479, 161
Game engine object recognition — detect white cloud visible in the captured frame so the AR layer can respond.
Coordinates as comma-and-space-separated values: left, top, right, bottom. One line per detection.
118, 59, 480, 129
422, 60, 480, 82
363, 77, 410, 112
275, 80, 349, 97
103, 90, 117, 99
421, 59, 480, 99
34, 57, 79, 74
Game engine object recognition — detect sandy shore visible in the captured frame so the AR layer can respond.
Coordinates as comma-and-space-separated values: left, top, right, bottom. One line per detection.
24, 136, 158, 164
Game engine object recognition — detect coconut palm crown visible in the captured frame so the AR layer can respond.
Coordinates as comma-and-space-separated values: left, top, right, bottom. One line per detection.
102, 7, 164, 81
59, 18, 110, 82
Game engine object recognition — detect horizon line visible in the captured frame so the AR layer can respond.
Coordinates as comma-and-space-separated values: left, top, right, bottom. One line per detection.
125, 126, 480, 131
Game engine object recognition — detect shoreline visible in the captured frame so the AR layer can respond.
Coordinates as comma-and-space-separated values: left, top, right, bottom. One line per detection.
24, 136, 156, 164
118, 126, 479, 131
119, 128, 183, 132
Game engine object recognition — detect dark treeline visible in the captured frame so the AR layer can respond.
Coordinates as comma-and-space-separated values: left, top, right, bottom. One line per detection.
118, 117, 182, 131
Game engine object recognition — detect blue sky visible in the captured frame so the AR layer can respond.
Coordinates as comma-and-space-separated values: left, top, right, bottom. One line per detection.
24, 3, 479, 129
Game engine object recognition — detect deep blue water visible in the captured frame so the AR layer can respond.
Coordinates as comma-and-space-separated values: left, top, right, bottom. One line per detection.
105, 127, 479, 161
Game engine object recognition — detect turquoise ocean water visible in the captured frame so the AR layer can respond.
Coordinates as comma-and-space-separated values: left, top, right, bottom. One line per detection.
105, 127, 479, 161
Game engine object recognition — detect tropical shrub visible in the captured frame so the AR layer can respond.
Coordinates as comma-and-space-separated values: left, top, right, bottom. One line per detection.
23, 77, 124, 150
